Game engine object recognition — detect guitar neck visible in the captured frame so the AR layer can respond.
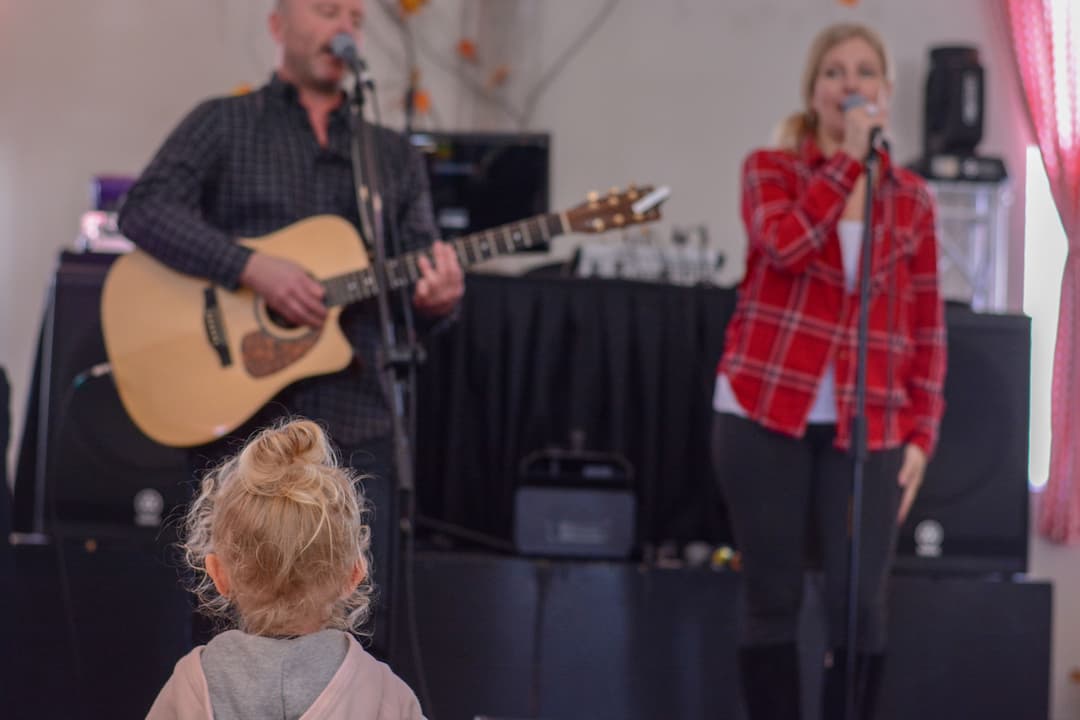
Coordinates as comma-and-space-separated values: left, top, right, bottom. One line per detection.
322, 213, 565, 307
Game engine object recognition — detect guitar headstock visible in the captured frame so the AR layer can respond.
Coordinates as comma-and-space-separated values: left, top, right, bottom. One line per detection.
565, 185, 666, 234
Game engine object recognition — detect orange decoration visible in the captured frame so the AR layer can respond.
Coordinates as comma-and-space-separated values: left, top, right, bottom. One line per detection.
487, 64, 511, 89
231, 84, 253, 96
456, 38, 478, 63
399, 0, 428, 15
837, 0, 860, 5
413, 88, 432, 115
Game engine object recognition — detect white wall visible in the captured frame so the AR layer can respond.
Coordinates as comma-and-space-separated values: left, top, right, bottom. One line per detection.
460, 0, 1029, 296
1, 0, 1069, 716
0, 0, 1030, 470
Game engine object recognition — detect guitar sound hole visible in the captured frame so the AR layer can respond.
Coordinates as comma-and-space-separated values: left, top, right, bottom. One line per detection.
265, 306, 300, 330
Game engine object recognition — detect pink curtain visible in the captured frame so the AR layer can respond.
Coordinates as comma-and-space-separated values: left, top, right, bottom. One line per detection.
1005, 0, 1080, 542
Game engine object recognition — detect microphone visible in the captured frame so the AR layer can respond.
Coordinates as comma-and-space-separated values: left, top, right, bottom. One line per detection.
842, 93, 889, 156
329, 32, 373, 86
840, 92, 872, 113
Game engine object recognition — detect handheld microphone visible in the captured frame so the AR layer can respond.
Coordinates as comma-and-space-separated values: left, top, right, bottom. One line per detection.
842, 93, 889, 156
841, 92, 872, 114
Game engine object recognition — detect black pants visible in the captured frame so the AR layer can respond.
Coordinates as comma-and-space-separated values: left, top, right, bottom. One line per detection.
711, 412, 903, 653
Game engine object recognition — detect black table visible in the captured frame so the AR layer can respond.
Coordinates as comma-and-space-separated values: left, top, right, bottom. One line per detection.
415, 273, 735, 549
14, 256, 1032, 577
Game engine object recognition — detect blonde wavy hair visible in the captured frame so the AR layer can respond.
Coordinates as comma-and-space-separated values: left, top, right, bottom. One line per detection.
182, 418, 373, 637
775, 23, 894, 151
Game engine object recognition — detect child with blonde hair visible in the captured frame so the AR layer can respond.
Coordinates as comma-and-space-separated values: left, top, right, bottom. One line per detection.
148, 419, 423, 719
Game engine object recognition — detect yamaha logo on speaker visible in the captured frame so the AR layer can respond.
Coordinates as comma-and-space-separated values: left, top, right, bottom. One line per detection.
134, 488, 165, 527
914, 519, 944, 558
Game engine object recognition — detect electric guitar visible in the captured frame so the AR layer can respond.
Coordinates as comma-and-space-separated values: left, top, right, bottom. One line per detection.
101, 186, 665, 447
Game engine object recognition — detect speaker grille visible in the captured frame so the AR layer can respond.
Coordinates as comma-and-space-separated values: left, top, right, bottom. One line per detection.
895, 305, 1030, 576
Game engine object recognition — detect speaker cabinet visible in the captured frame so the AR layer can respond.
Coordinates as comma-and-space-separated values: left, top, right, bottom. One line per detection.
1, 367, 13, 635
2, 367, 12, 541
389, 553, 1049, 720
10, 539, 191, 719
13, 252, 191, 535
894, 305, 1031, 576
13, 252, 400, 655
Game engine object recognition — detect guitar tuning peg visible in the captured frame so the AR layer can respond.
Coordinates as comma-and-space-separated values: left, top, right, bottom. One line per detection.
633, 212, 645, 223
626, 185, 640, 200
587, 191, 600, 204
614, 213, 626, 226
591, 218, 606, 232
609, 186, 621, 196
608, 194, 620, 206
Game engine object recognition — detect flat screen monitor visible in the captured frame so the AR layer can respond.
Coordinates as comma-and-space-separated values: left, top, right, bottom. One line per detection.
409, 131, 551, 252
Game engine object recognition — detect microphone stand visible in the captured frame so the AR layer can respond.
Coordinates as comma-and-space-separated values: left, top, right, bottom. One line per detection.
843, 129, 881, 720
344, 64, 423, 667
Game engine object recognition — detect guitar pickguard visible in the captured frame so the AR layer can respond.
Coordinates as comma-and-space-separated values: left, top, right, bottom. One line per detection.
240, 327, 323, 378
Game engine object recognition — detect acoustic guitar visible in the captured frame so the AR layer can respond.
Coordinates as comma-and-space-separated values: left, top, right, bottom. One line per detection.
101, 186, 665, 447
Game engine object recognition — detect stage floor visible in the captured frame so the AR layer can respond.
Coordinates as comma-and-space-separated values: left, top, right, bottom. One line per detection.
390, 552, 1051, 720
6, 543, 1051, 719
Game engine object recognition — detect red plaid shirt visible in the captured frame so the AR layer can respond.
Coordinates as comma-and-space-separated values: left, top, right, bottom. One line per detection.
718, 137, 947, 455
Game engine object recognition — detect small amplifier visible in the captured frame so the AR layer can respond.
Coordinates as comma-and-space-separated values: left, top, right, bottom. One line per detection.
513, 447, 636, 559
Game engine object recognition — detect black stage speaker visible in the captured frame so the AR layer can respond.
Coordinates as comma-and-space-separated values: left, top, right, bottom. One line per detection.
894, 305, 1031, 576
13, 252, 399, 656
9, 539, 191, 719
1, 367, 12, 543
1, 367, 14, 678
13, 252, 191, 536
390, 553, 1049, 720
2, 366, 9, 498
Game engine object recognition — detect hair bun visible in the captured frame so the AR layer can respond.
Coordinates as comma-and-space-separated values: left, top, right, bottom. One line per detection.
182, 415, 372, 637
238, 419, 334, 484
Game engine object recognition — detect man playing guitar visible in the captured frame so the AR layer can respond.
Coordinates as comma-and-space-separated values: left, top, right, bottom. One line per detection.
118, 0, 463, 654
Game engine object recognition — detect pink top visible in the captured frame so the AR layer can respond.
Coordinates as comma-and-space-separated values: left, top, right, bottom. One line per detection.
146, 633, 424, 720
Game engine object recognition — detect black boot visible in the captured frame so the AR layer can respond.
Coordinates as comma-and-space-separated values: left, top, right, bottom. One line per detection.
738, 643, 801, 720
821, 648, 885, 720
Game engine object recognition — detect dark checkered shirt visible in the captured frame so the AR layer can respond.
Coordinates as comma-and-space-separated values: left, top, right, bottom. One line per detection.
118, 73, 441, 449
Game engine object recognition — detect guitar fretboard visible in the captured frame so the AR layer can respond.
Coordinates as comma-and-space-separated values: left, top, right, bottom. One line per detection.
322, 213, 563, 307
